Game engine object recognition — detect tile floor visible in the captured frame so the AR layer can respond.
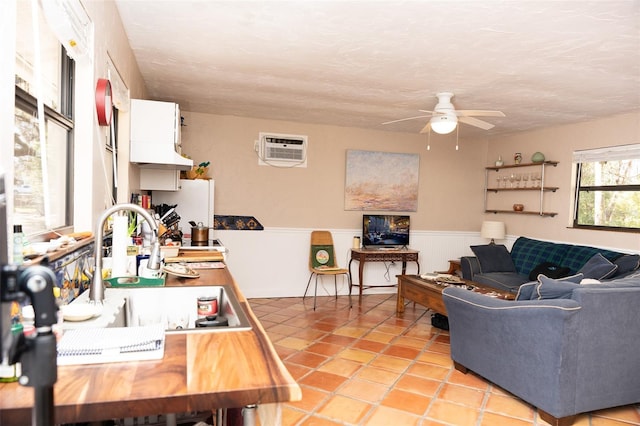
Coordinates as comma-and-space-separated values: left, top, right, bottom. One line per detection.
248, 293, 640, 426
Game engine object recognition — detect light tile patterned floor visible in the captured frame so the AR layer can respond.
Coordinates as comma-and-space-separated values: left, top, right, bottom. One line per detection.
248, 293, 640, 426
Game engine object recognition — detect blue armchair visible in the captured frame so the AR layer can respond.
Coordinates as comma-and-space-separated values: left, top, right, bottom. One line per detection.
442, 278, 640, 426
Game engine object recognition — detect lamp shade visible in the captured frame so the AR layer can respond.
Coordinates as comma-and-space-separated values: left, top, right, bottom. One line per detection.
430, 113, 458, 134
480, 221, 505, 243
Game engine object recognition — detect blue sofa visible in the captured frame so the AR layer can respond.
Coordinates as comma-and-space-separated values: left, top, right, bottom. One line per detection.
442, 274, 640, 426
461, 236, 634, 293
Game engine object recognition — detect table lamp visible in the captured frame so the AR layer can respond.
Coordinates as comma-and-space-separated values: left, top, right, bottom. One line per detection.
480, 221, 505, 244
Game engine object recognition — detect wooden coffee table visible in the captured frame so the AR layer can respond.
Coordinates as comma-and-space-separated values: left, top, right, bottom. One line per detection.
396, 274, 515, 316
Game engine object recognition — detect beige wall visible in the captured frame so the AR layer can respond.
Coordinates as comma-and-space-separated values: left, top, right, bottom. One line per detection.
180, 112, 489, 231
486, 111, 640, 251
180, 110, 640, 252
76, 1, 148, 228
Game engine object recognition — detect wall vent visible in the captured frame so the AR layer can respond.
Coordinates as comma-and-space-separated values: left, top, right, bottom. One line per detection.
258, 132, 308, 167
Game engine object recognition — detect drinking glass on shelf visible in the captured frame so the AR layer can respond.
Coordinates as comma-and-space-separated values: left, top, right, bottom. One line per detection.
502, 176, 508, 188
496, 175, 501, 189
509, 173, 516, 188
523, 173, 530, 187
533, 172, 541, 188
515, 173, 522, 188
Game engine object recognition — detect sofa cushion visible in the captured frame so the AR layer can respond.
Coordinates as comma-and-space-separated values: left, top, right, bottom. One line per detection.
612, 254, 640, 277
531, 273, 585, 300
470, 244, 517, 273
473, 272, 530, 293
610, 269, 640, 280
528, 261, 570, 281
510, 237, 571, 276
561, 245, 623, 274
578, 253, 618, 280
606, 273, 640, 288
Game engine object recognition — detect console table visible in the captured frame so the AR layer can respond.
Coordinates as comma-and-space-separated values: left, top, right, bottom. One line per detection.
348, 248, 420, 299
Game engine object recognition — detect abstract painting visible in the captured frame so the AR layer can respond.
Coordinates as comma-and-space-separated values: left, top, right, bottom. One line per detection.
345, 150, 419, 211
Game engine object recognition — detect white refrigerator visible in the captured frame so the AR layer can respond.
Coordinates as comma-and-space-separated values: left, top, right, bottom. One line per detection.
152, 179, 214, 243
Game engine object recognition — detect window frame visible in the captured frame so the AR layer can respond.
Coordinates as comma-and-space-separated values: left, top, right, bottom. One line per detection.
572, 146, 640, 233
14, 46, 75, 234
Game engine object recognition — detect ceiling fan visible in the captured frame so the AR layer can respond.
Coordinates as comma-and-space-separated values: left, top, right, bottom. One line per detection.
383, 92, 505, 134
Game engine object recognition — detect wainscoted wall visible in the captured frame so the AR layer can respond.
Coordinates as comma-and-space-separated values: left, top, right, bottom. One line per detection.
215, 228, 518, 299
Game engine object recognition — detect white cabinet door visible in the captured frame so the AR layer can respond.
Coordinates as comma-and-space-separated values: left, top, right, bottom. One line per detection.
140, 169, 180, 191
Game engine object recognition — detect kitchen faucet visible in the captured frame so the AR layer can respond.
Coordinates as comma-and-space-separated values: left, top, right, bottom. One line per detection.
89, 203, 162, 303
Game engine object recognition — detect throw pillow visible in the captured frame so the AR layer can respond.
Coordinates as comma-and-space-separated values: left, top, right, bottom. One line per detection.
517, 272, 583, 300
528, 261, 571, 281
470, 244, 517, 273
515, 282, 537, 300
578, 253, 618, 280
531, 273, 584, 300
612, 254, 640, 277
311, 245, 335, 268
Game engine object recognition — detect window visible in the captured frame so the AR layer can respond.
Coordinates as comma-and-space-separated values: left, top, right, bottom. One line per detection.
14, 2, 75, 235
107, 106, 119, 203
573, 145, 640, 232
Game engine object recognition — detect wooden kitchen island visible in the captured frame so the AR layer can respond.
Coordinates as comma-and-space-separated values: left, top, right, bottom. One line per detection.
0, 266, 301, 424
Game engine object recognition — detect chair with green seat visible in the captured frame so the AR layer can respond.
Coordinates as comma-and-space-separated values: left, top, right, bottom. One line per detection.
303, 230, 351, 310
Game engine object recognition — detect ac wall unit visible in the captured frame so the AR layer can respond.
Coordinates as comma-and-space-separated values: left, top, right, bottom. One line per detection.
258, 132, 307, 167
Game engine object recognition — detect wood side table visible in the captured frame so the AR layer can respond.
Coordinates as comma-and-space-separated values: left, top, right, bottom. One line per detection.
437, 259, 462, 276
348, 248, 420, 299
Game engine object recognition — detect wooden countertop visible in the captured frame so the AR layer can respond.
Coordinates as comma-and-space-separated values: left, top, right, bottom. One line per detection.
0, 267, 301, 424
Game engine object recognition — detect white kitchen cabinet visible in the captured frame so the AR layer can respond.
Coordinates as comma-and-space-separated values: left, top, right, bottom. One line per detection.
140, 169, 180, 191
130, 99, 193, 191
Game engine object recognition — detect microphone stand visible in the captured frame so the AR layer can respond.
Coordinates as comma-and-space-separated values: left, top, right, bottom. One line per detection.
1, 261, 58, 426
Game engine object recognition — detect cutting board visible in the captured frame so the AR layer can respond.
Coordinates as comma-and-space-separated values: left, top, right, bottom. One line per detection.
165, 249, 224, 263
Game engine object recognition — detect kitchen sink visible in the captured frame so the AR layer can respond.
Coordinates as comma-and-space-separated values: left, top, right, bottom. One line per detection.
64, 285, 252, 333
124, 285, 252, 332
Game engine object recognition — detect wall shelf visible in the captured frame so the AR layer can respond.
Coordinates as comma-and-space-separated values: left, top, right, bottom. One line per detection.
486, 161, 559, 170
485, 209, 558, 217
486, 187, 558, 193
484, 161, 558, 217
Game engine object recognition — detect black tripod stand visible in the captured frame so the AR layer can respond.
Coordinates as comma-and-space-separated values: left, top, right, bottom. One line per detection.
1, 262, 58, 426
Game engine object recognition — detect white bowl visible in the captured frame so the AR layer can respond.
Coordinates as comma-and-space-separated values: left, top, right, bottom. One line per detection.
160, 246, 180, 258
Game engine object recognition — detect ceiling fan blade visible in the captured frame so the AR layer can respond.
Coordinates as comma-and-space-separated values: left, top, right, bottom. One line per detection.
419, 122, 431, 134
456, 110, 505, 117
382, 115, 431, 125
458, 116, 495, 130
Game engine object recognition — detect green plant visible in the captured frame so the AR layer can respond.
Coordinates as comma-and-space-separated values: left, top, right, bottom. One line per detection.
128, 212, 141, 237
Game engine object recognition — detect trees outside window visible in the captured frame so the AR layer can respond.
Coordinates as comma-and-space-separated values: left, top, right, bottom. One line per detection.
574, 145, 640, 232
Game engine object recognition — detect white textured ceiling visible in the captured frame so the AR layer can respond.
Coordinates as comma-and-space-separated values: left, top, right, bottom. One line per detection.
114, 0, 640, 136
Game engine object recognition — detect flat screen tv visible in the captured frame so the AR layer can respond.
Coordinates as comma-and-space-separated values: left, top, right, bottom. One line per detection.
362, 214, 410, 249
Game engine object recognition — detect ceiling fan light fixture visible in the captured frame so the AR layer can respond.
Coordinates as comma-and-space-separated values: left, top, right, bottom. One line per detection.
430, 114, 457, 134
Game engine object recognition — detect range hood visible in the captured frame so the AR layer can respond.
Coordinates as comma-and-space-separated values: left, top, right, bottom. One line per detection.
132, 149, 193, 170
129, 99, 194, 170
